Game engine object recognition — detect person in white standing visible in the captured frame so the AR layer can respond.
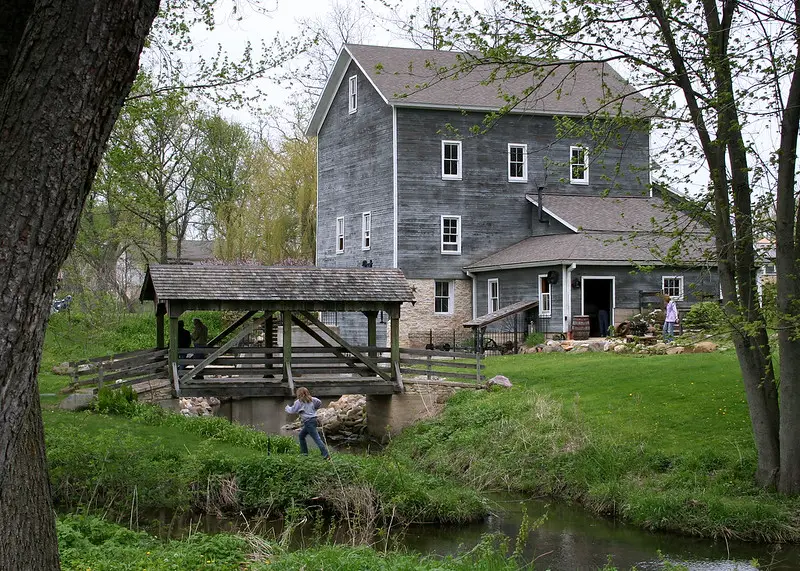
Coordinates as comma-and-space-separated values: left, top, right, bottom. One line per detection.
663, 295, 679, 342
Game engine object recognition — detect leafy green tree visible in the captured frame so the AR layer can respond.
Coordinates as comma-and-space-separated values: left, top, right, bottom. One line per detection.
104, 76, 208, 263
424, 0, 800, 492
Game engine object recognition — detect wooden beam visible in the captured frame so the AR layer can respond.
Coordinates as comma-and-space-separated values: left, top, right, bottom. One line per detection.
293, 318, 371, 376
207, 310, 258, 347
156, 303, 166, 348
172, 362, 181, 397
283, 311, 294, 393
365, 311, 377, 359
179, 316, 265, 383
299, 311, 391, 382
391, 314, 402, 391
168, 315, 179, 374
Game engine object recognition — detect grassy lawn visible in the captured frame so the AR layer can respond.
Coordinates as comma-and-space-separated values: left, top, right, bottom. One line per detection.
389, 350, 800, 542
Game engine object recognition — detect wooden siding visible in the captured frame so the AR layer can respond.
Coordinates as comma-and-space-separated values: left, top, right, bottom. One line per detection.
474, 266, 565, 333
474, 264, 719, 334
317, 61, 395, 270
394, 108, 651, 279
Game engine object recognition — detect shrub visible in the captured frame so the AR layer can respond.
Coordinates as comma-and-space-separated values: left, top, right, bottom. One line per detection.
93, 385, 138, 415
682, 301, 725, 330
524, 332, 544, 347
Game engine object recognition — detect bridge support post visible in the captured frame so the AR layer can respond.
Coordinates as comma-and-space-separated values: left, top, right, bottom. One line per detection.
365, 311, 377, 359
156, 303, 166, 349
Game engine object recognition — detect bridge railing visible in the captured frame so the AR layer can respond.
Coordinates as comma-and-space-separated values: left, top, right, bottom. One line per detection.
63, 348, 168, 393
178, 345, 394, 378
398, 347, 485, 384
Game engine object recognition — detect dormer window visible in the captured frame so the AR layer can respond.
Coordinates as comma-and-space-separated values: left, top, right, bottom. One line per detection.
348, 75, 358, 114
442, 141, 462, 180
570, 146, 589, 184
508, 144, 527, 182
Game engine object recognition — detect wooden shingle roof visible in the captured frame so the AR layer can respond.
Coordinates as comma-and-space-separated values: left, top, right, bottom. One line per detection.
140, 265, 415, 305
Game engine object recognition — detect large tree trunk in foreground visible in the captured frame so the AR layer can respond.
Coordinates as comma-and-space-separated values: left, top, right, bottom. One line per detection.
0, 1, 159, 568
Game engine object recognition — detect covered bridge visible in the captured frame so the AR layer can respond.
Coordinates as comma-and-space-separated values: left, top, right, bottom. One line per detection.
139, 264, 415, 397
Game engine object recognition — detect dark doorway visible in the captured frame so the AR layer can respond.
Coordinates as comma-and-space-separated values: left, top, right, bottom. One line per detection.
582, 278, 614, 337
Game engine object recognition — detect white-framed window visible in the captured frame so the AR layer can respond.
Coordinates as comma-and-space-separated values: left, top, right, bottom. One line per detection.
508, 143, 527, 182
335, 216, 345, 254
442, 140, 462, 180
570, 146, 589, 184
662, 276, 684, 300
361, 212, 371, 250
434, 280, 453, 314
348, 75, 358, 114
488, 279, 499, 313
440, 215, 461, 254
539, 275, 552, 317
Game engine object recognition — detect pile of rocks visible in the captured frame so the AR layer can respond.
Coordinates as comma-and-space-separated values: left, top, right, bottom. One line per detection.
522, 339, 720, 355
179, 396, 221, 417
283, 394, 367, 442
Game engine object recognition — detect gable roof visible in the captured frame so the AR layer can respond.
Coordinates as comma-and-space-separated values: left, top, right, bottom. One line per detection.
140, 264, 415, 305
307, 44, 648, 136
467, 195, 715, 271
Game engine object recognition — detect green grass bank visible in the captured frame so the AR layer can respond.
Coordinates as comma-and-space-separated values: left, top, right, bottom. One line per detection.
387, 351, 800, 543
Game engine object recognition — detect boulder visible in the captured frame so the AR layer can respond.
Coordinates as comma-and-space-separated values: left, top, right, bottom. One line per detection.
613, 344, 630, 354
572, 345, 589, 354
487, 375, 513, 388
549, 343, 566, 352
666, 346, 685, 355
52, 361, 71, 376
692, 341, 718, 353
587, 343, 605, 352
59, 392, 94, 411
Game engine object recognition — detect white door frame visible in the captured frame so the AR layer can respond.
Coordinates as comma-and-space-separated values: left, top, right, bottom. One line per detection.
580, 276, 616, 327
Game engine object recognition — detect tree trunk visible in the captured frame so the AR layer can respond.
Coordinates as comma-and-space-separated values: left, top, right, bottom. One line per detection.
776, 6, 800, 493
0, 1, 159, 568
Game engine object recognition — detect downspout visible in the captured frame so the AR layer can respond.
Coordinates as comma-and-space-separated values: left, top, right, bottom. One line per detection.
565, 263, 577, 334
465, 270, 477, 320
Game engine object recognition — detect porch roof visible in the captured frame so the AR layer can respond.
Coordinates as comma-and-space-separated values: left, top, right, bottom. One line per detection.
139, 264, 415, 312
465, 231, 715, 272
463, 299, 539, 329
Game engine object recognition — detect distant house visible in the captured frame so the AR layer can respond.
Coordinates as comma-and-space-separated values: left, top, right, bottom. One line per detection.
167, 239, 216, 264
306, 44, 718, 344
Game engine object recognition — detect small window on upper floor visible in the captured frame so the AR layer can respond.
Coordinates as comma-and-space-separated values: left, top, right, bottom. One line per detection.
361, 212, 371, 250
336, 216, 345, 254
662, 275, 684, 301
488, 278, 499, 313
508, 144, 527, 182
570, 146, 589, 184
441, 215, 461, 255
348, 75, 358, 114
442, 141, 462, 180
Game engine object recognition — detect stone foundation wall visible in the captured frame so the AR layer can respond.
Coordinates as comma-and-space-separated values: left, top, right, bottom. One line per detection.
399, 279, 472, 348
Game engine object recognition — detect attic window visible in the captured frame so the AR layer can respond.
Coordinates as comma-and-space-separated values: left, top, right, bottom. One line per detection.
570, 146, 589, 184
348, 75, 358, 114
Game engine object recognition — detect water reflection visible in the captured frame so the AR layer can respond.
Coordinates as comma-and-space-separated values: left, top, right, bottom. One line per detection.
402, 497, 798, 570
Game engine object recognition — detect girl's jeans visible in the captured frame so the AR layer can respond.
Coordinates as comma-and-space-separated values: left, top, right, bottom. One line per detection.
663, 321, 675, 341
299, 418, 329, 458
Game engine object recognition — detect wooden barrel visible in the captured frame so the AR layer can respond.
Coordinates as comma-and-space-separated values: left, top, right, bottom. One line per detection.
572, 315, 591, 340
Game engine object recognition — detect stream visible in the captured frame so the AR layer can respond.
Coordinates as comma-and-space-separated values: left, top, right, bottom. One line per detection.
166, 494, 800, 570
401, 495, 800, 570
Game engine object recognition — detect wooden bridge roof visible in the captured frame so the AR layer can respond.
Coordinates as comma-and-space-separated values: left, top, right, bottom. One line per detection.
140, 264, 415, 312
